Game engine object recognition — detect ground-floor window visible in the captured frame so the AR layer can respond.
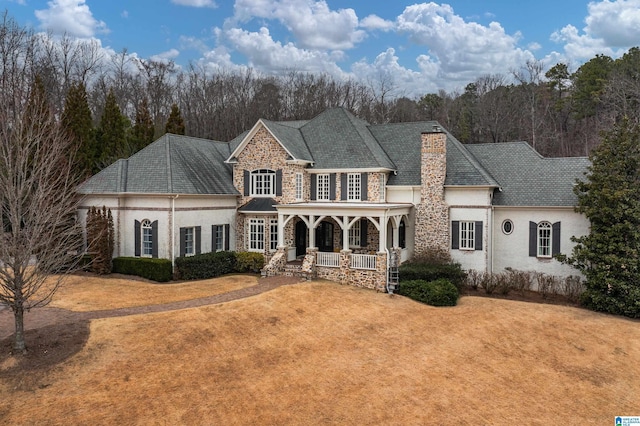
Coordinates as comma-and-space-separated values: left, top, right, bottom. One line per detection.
248, 218, 265, 252
537, 221, 552, 257
459, 221, 475, 250
270, 219, 278, 251
142, 219, 153, 257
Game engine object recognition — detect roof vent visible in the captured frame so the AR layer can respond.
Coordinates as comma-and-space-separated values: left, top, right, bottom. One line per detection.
432, 125, 441, 132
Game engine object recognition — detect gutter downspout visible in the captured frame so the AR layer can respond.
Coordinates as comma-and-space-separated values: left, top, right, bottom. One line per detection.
383, 208, 391, 292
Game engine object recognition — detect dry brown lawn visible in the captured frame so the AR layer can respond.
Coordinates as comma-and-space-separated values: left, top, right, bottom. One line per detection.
2, 277, 640, 425
49, 273, 258, 311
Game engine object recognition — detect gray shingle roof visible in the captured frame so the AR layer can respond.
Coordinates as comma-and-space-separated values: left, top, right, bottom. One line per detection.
298, 108, 396, 170
78, 134, 238, 195
262, 119, 312, 161
238, 198, 277, 212
370, 122, 499, 187
465, 142, 590, 206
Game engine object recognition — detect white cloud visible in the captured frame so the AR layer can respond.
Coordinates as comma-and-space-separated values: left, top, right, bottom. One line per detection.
232, 0, 366, 50
360, 15, 394, 32
395, 3, 533, 84
35, 0, 108, 38
150, 48, 181, 63
171, 0, 217, 8
221, 26, 348, 76
550, 0, 640, 61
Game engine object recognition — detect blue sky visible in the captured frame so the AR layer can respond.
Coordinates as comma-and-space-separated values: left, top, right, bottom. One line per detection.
3, 0, 640, 95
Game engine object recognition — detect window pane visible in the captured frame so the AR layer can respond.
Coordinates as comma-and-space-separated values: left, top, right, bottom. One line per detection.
249, 219, 265, 251
317, 174, 329, 200
348, 173, 361, 201
295, 173, 303, 200
215, 226, 224, 251
185, 227, 194, 256
270, 220, 278, 251
251, 170, 275, 196
538, 222, 551, 257
459, 221, 475, 250
142, 219, 153, 256
349, 221, 360, 247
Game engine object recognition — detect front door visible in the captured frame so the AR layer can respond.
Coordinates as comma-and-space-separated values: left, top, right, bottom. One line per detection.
295, 220, 307, 257
315, 221, 334, 252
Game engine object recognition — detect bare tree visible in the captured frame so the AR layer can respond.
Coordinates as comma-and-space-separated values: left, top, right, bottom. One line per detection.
0, 19, 84, 353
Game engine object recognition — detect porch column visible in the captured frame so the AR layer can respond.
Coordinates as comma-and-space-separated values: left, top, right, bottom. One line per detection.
308, 215, 316, 248
277, 212, 285, 247
379, 215, 387, 253
343, 215, 350, 250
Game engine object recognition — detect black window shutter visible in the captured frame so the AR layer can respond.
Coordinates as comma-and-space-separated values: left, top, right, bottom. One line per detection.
243, 170, 250, 196
475, 221, 483, 251
134, 220, 141, 257
179, 227, 186, 257
310, 174, 317, 200
360, 219, 368, 247
529, 221, 537, 257
552, 222, 561, 255
330, 173, 336, 200
341, 174, 347, 200
361, 173, 368, 201
151, 220, 158, 258
451, 221, 459, 249
195, 226, 202, 255
212, 225, 218, 251
224, 224, 230, 251
275, 169, 283, 196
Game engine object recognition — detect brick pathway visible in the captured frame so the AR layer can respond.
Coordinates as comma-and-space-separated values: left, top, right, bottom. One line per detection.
0, 275, 304, 340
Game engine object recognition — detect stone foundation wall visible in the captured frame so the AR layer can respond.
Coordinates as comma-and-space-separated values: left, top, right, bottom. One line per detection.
315, 250, 387, 292
263, 247, 287, 277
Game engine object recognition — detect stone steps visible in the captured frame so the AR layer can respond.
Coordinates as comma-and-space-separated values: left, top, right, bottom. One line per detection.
283, 262, 304, 278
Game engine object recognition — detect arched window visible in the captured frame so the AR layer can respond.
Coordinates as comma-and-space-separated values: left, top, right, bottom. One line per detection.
537, 221, 552, 258
141, 219, 153, 257
251, 169, 276, 196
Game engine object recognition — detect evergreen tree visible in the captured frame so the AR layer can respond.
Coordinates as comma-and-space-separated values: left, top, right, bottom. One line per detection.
165, 103, 185, 135
97, 88, 130, 168
131, 97, 155, 152
62, 81, 97, 176
560, 119, 640, 317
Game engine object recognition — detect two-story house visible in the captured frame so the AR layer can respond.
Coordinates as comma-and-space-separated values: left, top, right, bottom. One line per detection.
78, 107, 590, 291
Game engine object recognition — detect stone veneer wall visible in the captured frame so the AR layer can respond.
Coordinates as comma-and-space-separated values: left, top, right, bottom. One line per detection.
414, 131, 450, 257
315, 250, 387, 291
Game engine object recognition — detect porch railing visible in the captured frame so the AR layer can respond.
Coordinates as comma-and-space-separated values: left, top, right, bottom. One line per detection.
316, 252, 340, 268
350, 253, 377, 270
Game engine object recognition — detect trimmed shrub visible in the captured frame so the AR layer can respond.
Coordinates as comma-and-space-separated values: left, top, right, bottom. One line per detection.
563, 275, 585, 304
397, 279, 459, 307
235, 251, 264, 273
399, 261, 466, 291
174, 251, 236, 280
112, 257, 173, 282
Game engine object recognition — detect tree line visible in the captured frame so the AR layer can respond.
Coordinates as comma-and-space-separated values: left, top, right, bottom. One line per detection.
3, 10, 640, 176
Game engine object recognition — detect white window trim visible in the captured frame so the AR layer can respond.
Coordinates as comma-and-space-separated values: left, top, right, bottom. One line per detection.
349, 220, 361, 248
347, 173, 361, 201
184, 227, 195, 257
295, 173, 303, 201
317, 174, 330, 201
214, 225, 225, 252
269, 219, 278, 252
250, 169, 276, 197
247, 218, 265, 252
459, 221, 475, 250
141, 219, 152, 258
537, 221, 552, 258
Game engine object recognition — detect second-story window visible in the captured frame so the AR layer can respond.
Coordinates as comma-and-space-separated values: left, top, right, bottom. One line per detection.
347, 173, 361, 201
317, 174, 330, 200
251, 169, 275, 197
295, 173, 303, 201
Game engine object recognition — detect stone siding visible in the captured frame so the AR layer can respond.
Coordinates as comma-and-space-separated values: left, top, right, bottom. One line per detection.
415, 131, 450, 257
316, 250, 387, 291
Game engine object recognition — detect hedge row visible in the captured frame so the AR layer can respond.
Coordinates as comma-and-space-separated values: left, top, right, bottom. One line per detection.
174, 251, 265, 280
112, 257, 173, 282
399, 261, 467, 291
396, 279, 459, 306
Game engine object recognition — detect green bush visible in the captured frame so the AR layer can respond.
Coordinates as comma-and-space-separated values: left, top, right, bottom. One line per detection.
397, 279, 459, 306
399, 261, 466, 291
112, 257, 173, 282
234, 251, 264, 273
175, 251, 237, 280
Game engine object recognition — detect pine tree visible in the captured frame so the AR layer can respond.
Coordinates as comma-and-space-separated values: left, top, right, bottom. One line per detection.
96, 88, 130, 168
131, 97, 155, 152
165, 103, 185, 135
62, 81, 97, 176
560, 119, 640, 317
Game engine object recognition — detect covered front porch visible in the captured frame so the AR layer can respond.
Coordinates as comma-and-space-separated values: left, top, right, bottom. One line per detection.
263, 202, 413, 291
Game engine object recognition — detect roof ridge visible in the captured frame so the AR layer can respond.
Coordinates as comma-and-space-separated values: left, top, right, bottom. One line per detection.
446, 132, 500, 187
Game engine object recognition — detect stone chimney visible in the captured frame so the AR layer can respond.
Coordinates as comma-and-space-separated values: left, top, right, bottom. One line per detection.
414, 128, 449, 258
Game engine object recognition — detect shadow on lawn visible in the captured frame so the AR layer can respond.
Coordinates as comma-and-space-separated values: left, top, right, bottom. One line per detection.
0, 320, 90, 391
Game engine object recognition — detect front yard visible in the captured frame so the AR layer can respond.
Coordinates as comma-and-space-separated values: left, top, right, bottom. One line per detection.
1, 274, 638, 424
